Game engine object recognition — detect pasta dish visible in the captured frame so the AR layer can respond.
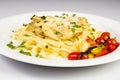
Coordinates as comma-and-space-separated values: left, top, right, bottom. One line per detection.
11, 13, 101, 59
7, 13, 119, 60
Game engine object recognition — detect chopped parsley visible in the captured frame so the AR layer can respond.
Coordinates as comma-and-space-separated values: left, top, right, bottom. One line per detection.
24, 34, 30, 37
45, 45, 48, 48
41, 16, 46, 20
23, 24, 27, 27
7, 41, 26, 49
55, 15, 59, 17
92, 28, 95, 31
72, 14, 76, 17
6, 41, 16, 49
44, 20, 48, 23
73, 24, 81, 28
31, 15, 36, 20
39, 54, 43, 58
12, 30, 15, 32
62, 13, 66, 16
71, 28, 76, 33
17, 41, 26, 48
90, 32, 93, 35
70, 22, 76, 24
90, 32, 95, 39
62, 17, 66, 19
19, 50, 31, 56
55, 31, 61, 35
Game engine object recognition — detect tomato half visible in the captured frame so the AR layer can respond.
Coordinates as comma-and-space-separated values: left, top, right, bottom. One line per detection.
108, 44, 117, 52
68, 52, 80, 60
95, 37, 105, 44
106, 38, 119, 46
101, 32, 110, 38
82, 54, 88, 59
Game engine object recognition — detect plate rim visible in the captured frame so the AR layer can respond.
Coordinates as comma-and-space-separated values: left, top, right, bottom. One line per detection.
0, 11, 120, 67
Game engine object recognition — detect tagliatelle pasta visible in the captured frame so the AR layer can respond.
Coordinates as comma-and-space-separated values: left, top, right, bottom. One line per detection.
11, 13, 102, 59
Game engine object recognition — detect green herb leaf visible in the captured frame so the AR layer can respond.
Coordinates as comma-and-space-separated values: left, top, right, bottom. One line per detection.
39, 54, 43, 58
73, 24, 81, 28
72, 14, 76, 17
12, 30, 15, 32
41, 16, 46, 20
55, 31, 61, 35
45, 45, 48, 48
71, 28, 76, 33
62, 13, 65, 16
24, 34, 30, 37
18, 41, 26, 48
23, 24, 27, 27
44, 20, 48, 23
92, 28, 95, 31
70, 22, 76, 24
55, 15, 59, 17
7, 41, 16, 49
31, 15, 36, 20
19, 50, 31, 56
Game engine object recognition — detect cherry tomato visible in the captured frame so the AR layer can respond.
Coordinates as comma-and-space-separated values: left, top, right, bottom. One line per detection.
101, 32, 110, 38
101, 35, 110, 41
108, 44, 117, 52
82, 54, 88, 59
106, 38, 119, 46
95, 37, 105, 44
68, 52, 80, 60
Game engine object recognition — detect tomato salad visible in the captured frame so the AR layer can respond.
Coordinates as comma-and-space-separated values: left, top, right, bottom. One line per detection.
68, 32, 119, 60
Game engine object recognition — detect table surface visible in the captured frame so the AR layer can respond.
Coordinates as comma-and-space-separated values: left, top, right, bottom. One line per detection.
0, 0, 120, 80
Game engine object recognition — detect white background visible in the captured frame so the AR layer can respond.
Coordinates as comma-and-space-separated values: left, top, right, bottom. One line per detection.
0, 0, 120, 80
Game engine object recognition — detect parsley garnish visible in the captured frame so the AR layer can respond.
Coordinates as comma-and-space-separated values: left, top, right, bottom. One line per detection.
92, 28, 95, 31
12, 30, 15, 32
44, 20, 48, 23
17, 41, 26, 48
55, 15, 59, 17
70, 22, 76, 24
7, 41, 16, 49
55, 31, 61, 35
31, 15, 36, 20
41, 16, 46, 20
62, 13, 65, 16
71, 28, 76, 33
72, 14, 76, 17
23, 24, 27, 27
24, 34, 30, 37
19, 50, 31, 56
7, 41, 26, 49
45, 45, 48, 48
73, 24, 81, 28
39, 54, 43, 58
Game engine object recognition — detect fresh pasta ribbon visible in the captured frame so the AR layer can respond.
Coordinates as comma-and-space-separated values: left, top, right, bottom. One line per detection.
12, 13, 102, 59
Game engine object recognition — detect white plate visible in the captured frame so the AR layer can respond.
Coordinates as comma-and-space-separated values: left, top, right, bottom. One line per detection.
0, 11, 120, 67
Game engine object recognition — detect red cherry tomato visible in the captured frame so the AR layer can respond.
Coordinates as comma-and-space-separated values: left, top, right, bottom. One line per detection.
68, 52, 80, 60
101, 35, 110, 41
108, 44, 117, 52
101, 32, 110, 38
106, 38, 119, 46
95, 37, 105, 44
82, 54, 88, 59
